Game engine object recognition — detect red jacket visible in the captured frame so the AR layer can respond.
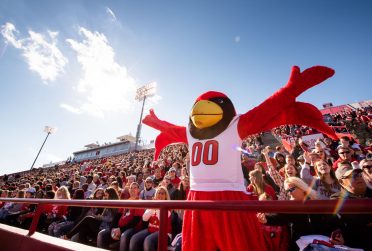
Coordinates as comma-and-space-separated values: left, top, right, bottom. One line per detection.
143, 209, 171, 234
118, 208, 145, 230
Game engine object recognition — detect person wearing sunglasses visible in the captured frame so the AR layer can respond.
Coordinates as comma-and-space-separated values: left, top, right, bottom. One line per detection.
332, 146, 356, 171
328, 161, 372, 250
359, 159, 372, 189
257, 177, 337, 251
129, 186, 172, 251
331, 161, 371, 200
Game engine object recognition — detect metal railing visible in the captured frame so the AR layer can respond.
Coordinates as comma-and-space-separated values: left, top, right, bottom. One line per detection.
0, 198, 371, 251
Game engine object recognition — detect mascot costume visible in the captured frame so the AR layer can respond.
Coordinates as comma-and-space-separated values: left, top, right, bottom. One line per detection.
142, 66, 338, 251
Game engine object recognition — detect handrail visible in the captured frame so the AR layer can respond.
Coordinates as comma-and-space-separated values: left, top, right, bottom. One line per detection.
1, 198, 371, 251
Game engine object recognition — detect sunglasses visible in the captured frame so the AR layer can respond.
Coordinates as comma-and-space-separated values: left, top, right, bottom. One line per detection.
285, 186, 297, 194
362, 165, 372, 169
339, 151, 350, 155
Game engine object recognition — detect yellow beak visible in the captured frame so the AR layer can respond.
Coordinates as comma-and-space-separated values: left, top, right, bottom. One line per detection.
190, 100, 223, 129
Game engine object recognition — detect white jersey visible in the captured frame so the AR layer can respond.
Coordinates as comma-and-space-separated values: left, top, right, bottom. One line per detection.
186, 115, 246, 192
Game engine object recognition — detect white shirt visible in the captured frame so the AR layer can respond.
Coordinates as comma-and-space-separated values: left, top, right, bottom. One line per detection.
186, 116, 246, 192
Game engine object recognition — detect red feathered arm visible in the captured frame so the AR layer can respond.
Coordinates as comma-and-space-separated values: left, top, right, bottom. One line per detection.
257, 102, 338, 139
238, 66, 337, 139
142, 109, 187, 160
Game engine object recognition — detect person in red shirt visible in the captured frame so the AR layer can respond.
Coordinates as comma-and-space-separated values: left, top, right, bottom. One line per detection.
332, 146, 357, 170
247, 170, 277, 200
97, 182, 145, 250
168, 167, 181, 188
129, 186, 172, 251
41, 187, 69, 232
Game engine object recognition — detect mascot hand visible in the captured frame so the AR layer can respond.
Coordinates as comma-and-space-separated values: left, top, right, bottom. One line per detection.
142, 109, 182, 133
285, 66, 335, 98
142, 109, 161, 127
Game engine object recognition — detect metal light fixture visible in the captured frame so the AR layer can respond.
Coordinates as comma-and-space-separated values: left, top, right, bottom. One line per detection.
30, 126, 56, 170
135, 82, 157, 151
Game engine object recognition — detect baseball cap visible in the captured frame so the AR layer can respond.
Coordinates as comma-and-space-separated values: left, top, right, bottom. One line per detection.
26, 187, 36, 194
335, 164, 359, 180
169, 167, 176, 172
145, 177, 154, 183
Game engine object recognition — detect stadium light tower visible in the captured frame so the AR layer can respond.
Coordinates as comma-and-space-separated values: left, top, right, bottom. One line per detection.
135, 82, 156, 151
30, 126, 56, 170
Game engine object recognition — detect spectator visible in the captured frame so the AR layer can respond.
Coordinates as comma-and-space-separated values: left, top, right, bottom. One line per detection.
97, 176, 109, 190
360, 158, 372, 189
97, 182, 145, 250
140, 177, 156, 200
161, 175, 176, 198
247, 170, 277, 200
0, 190, 25, 221
257, 177, 325, 251
332, 146, 356, 170
38, 187, 69, 232
86, 175, 97, 198
254, 163, 280, 193
152, 168, 163, 187
301, 157, 341, 199
129, 186, 172, 251
136, 173, 144, 191
48, 189, 85, 237
63, 187, 119, 244
168, 167, 181, 188
329, 162, 372, 250
331, 161, 372, 199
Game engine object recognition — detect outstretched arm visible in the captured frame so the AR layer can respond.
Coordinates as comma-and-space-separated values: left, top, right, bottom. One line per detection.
238, 66, 335, 138
142, 109, 187, 159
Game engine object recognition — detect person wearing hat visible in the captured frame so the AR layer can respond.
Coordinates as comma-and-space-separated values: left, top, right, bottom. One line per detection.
140, 177, 156, 200
332, 146, 357, 171
329, 161, 372, 250
168, 167, 181, 187
331, 160, 371, 199
360, 158, 372, 189
26, 187, 36, 196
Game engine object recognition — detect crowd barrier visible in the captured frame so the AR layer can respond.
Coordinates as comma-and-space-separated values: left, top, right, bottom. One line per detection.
0, 198, 371, 251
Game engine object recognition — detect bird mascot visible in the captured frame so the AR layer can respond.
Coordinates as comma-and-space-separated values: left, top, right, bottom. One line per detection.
142, 66, 338, 251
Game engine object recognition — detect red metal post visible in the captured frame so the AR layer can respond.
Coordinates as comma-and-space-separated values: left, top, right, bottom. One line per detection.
158, 207, 169, 251
27, 204, 44, 236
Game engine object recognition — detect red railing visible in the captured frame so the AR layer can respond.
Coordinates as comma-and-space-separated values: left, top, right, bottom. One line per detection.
0, 198, 371, 251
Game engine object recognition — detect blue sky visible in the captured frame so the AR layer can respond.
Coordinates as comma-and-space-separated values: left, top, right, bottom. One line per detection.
0, 1, 371, 175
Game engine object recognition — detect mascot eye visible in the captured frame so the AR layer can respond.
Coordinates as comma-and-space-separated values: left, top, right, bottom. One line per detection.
217, 99, 224, 104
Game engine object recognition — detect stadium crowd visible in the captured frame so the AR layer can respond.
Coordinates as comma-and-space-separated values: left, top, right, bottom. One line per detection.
0, 109, 371, 251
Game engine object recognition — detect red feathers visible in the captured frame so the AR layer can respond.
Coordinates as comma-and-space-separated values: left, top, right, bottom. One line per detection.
195, 91, 228, 102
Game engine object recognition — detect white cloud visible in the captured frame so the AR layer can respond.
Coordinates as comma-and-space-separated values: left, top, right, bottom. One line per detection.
64, 27, 137, 117
235, 36, 241, 43
106, 7, 117, 22
60, 103, 82, 114
0, 22, 68, 82
1, 22, 22, 48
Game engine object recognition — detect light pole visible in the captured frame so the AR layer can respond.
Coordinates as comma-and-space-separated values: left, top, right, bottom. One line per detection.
135, 82, 156, 151
30, 126, 55, 170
